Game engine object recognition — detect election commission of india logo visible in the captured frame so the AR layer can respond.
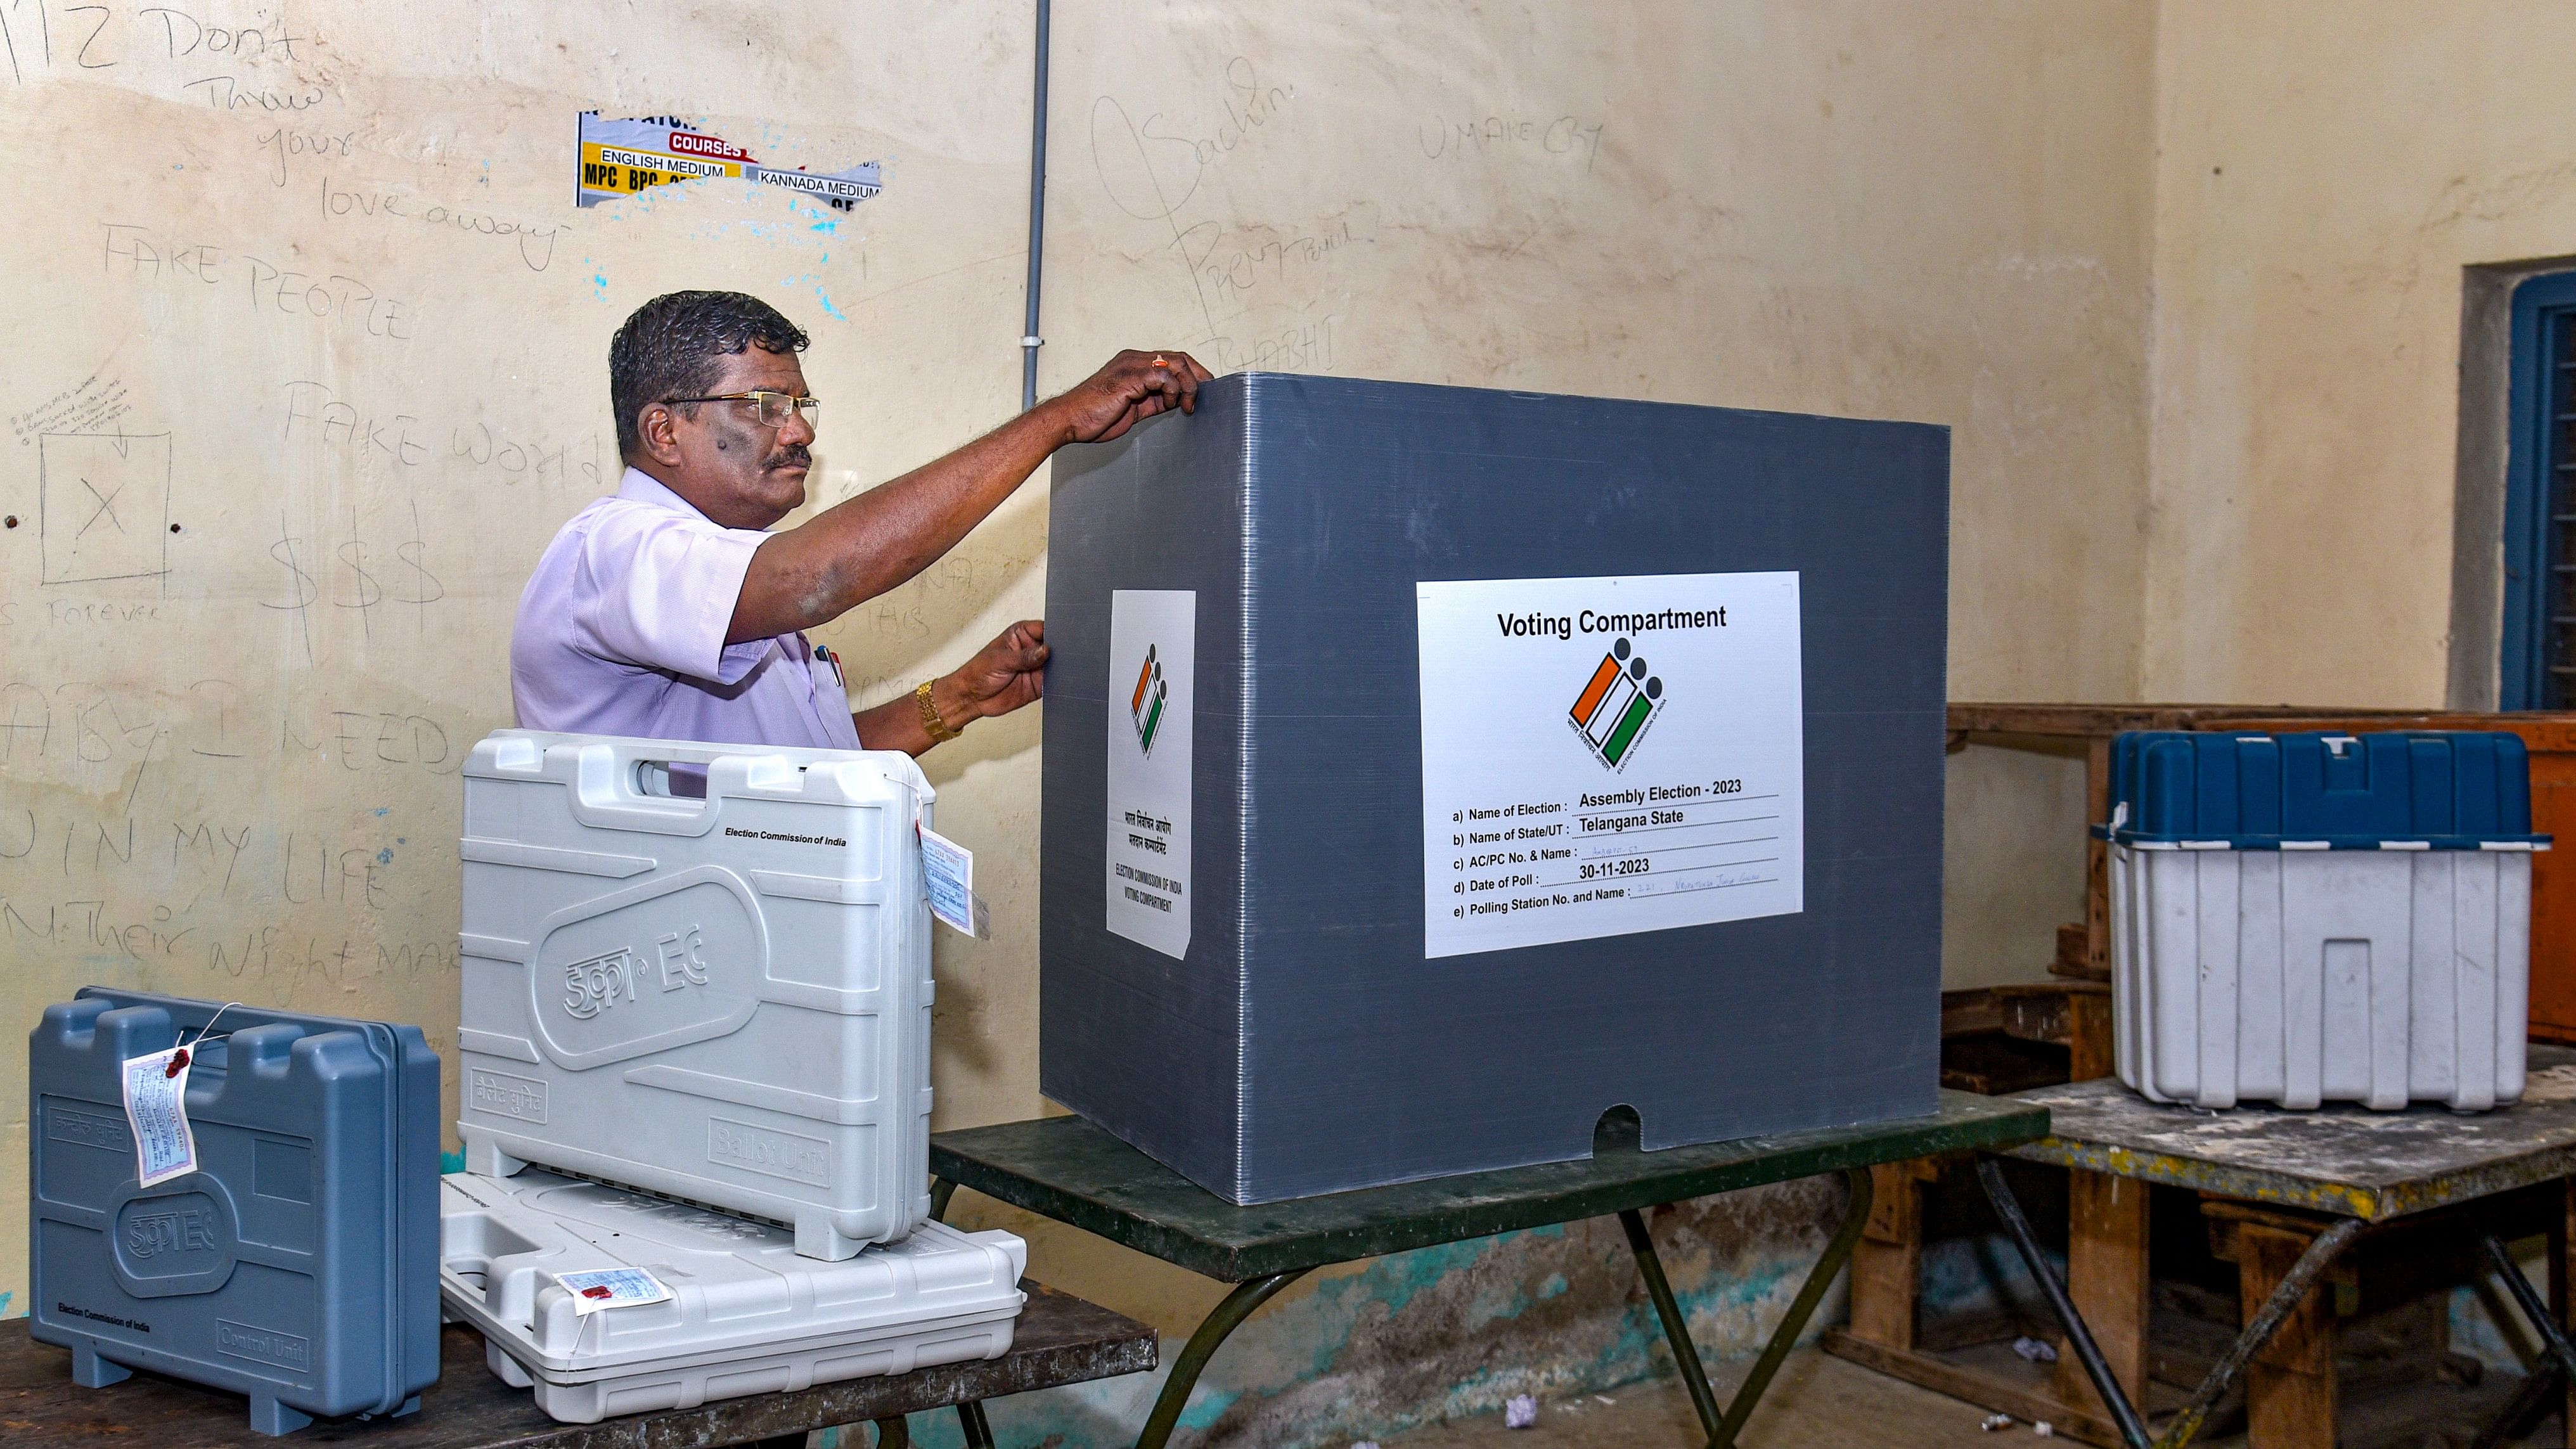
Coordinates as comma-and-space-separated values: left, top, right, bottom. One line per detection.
1128, 644, 1168, 755
1568, 636, 1663, 769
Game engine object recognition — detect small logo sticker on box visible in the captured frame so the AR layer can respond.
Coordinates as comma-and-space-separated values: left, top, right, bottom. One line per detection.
707, 1117, 830, 1186
1106, 590, 1195, 960
469, 1069, 549, 1124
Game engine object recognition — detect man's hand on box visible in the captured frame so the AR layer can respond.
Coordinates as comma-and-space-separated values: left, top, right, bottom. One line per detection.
935, 619, 1048, 728
1050, 351, 1216, 444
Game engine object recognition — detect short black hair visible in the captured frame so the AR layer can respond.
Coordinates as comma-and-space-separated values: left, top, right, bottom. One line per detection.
608, 290, 810, 458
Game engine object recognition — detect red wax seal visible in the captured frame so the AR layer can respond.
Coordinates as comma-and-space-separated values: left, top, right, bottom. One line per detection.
165, 1048, 190, 1078
581, 1285, 614, 1299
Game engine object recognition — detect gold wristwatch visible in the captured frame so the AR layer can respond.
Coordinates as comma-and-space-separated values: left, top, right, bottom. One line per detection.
915, 679, 962, 744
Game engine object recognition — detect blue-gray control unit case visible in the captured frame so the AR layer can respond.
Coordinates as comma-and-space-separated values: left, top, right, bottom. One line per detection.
29, 989, 441, 1435
1041, 372, 1952, 1204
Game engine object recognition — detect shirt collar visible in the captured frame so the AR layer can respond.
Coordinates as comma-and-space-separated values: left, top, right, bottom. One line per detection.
615, 466, 716, 522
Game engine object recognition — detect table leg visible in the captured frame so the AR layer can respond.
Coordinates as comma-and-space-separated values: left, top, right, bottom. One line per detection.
1641, 1165, 1872, 1449
2234, 1222, 2334, 1449
1844, 1161, 1935, 1352
2466, 1230, 2576, 1449
1976, 1157, 2363, 1449
1622, 1206, 1726, 1440
2468, 1357, 2562, 1449
1724, 1167, 1872, 1447
2055, 1168, 2150, 1422
1133, 1270, 1313, 1449
2478, 1233, 2576, 1385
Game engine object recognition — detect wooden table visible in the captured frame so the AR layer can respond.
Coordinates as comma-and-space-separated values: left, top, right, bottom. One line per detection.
1964, 1051, 2576, 1448
0, 1283, 1154, 1448
929, 1090, 2047, 1449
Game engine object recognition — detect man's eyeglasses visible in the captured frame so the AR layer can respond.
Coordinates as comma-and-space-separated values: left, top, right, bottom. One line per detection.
661, 390, 821, 428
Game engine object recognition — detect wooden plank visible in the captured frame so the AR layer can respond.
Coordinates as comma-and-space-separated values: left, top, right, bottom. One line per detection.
2236, 1221, 2336, 1449
2009, 1048, 2576, 1221
0, 1285, 1154, 1448
2064, 991, 2114, 1083
1999, 984, 2107, 1046
2051, 922, 2108, 984
1943, 702, 2438, 739
2054, 1169, 2150, 1420
932, 1091, 2047, 1282
2190, 711, 2576, 738
1944, 704, 2213, 737
1941, 986, 2109, 1074
1846, 1161, 1935, 1349
1942, 1036, 2073, 1097
2085, 737, 2112, 979
1941, 988, 2006, 1038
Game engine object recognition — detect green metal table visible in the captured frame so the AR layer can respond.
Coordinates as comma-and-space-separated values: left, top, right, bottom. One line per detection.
929, 1090, 2046, 1449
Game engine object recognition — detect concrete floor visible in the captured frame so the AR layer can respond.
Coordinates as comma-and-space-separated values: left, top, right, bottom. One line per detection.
1368, 1345, 2561, 1449
1371, 1350, 2008, 1448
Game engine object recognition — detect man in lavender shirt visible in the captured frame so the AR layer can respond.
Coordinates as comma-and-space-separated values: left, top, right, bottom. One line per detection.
513, 291, 1210, 757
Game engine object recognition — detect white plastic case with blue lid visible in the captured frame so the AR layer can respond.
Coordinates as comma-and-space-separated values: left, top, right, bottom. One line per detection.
2105, 731, 2548, 1111
439, 1168, 1025, 1424
456, 730, 937, 1259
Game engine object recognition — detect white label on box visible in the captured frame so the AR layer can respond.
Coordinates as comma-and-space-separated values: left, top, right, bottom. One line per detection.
918, 823, 986, 938
1416, 572, 1806, 960
122, 1046, 198, 1188
1106, 589, 1194, 959
555, 1266, 674, 1315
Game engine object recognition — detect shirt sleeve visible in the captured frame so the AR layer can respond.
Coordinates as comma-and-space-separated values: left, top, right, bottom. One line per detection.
572, 503, 773, 684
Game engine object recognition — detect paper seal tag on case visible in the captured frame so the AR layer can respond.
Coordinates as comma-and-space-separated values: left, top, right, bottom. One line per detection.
121, 1046, 199, 1188
556, 1267, 674, 1316
918, 823, 989, 938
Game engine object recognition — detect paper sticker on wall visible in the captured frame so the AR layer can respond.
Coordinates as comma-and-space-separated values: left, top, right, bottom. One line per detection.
1106, 591, 1194, 959
577, 112, 882, 210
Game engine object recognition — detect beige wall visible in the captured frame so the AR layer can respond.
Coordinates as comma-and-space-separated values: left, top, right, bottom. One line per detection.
1950, 3, 2576, 989
2144, 1, 2576, 707
0, 1, 2164, 1353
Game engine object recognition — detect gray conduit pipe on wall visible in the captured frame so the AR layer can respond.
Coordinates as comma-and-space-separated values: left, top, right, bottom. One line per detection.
1021, 0, 1050, 411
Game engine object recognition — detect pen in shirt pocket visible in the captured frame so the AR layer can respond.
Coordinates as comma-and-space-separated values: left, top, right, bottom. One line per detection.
815, 643, 847, 691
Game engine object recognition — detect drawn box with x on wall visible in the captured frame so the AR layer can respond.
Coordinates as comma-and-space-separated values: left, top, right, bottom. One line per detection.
1041, 371, 1951, 1204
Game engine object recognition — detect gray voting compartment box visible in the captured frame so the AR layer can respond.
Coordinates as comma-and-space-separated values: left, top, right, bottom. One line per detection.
456, 731, 937, 1260
1041, 372, 1950, 1204
29, 988, 441, 1435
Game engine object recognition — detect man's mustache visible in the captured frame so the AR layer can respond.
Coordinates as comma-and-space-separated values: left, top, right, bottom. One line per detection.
764, 445, 811, 470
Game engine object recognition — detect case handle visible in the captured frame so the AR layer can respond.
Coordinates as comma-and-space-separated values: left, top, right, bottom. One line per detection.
567, 745, 718, 832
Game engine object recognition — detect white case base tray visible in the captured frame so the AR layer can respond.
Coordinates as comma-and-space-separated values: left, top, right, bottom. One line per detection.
440, 1169, 1025, 1425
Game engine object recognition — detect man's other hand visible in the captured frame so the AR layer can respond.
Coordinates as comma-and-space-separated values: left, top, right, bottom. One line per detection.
1050, 351, 1216, 445
936, 619, 1049, 726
